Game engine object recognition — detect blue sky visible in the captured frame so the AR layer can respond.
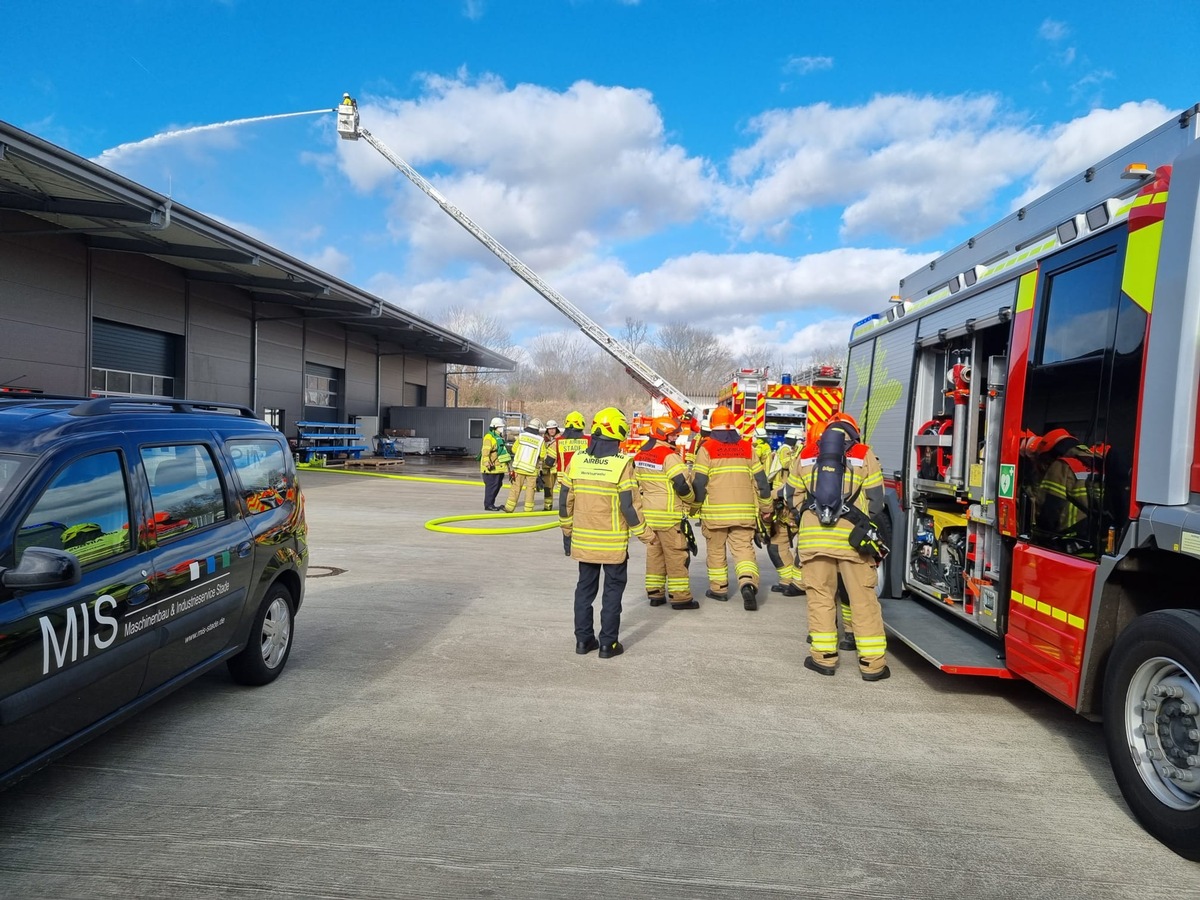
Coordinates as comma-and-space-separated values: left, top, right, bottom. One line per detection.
3, 1, 1198, 370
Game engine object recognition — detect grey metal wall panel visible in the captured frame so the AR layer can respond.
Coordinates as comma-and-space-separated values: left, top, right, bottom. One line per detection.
304, 321, 344, 366
187, 290, 250, 402
916, 279, 1017, 339
91, 254, 185, 334
344, 338, 377, 418
387, 406, 498, 455
861, 320, 918, 476
0, 226, 88, 394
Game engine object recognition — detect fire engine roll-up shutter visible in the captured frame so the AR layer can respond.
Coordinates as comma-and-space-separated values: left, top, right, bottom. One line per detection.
915, 279, 1018, 342
92, 319, 178, 377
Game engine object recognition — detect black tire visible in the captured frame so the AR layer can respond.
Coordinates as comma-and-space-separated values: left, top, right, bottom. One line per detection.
1102, 609, 1200, 860
227, 583, 295, 686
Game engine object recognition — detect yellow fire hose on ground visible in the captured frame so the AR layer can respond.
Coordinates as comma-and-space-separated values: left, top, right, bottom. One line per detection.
298, 464, 559, 534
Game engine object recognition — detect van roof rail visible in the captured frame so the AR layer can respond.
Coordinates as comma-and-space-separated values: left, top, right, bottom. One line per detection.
68, 397, 259, 419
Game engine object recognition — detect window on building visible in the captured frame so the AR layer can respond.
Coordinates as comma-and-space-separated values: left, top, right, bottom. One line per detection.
263, 408, 285, 431
468, 418, 484, 440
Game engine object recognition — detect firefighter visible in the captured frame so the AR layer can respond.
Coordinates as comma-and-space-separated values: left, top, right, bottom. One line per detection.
559, 407, 654, 658
786, 412, 890, 680
1035, 429, 1103, 552
539, 419, 561, 511
555, 410, 590, 484
692, 406, 773, 610
480, 416, 511, 511
503, 418, 545, 513
753, 426, 773, 470
767, 426, 805, 596
633, 416, 698, 610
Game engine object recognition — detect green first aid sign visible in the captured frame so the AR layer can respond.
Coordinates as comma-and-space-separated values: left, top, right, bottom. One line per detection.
998, 463, 1015, 500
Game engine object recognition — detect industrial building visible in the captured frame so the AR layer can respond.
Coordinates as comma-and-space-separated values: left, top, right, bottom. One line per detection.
0, 118, 513, 451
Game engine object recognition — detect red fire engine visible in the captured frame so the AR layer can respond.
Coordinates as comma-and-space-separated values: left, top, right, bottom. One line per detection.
844, 104, 1200, 858
717, 367, 842, 445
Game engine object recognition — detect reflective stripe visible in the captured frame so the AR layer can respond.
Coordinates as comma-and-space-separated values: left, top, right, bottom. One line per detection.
1122, 219, 1163, 312
810, 631, 838, 652
1011, 590, 1085, 630
855, 635, 887, 656
667, 576, 690, 592
645, 574, 666, 589
1015, 270, 1038, 313
734, 559, 759, 578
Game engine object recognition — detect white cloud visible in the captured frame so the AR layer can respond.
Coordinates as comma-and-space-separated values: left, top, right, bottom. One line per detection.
785, 56, 834, 75
335, 74, 716, 273
305, 245, 352, 278
1039, 19, 1069, 41
725, 94, 1040, 242
1013, 100, 1175, 207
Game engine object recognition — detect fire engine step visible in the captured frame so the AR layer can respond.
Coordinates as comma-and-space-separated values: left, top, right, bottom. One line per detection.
880, 597, 1015, 678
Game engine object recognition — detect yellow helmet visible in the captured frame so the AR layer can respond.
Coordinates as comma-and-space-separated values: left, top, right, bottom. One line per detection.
590, 407, 629, 440
564, 411, 586, 429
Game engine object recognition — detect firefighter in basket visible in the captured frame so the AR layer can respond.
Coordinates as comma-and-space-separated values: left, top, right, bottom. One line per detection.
633, 416, 699, 610
785, 412, 891, 681
692, 407, 773, 611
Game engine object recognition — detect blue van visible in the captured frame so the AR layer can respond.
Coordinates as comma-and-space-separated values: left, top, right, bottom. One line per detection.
0, 397, 307, 786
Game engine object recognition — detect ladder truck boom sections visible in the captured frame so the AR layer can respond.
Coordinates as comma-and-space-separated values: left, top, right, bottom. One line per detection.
335, 94, 694, 420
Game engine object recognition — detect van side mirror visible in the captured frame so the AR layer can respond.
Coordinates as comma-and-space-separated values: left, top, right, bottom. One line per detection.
0, 547, 82, 591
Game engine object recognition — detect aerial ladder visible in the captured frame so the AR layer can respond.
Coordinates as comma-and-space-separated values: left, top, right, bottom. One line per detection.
335, 94, 697, 430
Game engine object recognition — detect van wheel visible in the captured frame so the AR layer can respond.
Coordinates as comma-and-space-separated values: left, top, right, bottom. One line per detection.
227, 584, 294, 686
1102, 610, 1200, 860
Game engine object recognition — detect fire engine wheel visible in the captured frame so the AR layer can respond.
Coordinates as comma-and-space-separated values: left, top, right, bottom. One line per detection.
1102, 609, 1200, 860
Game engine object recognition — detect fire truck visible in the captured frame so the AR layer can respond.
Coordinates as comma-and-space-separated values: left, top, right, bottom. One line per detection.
718, 367, 842, 446
335, 95, 699, 445
844, 103, 1200, 858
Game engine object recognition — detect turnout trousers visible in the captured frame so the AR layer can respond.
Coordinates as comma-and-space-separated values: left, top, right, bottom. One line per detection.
574, 558, 628, 648
702, 523, 758, 594
541, 471, 557, 510
802, 555, 887, 675
644, 524, 692, 602
504, 472, 539, 512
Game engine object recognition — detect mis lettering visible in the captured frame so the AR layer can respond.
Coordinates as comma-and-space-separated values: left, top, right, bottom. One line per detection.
39, 595, 119, 676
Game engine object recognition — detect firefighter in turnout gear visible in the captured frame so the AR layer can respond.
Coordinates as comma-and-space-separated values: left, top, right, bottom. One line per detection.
767, 426, 805, 596
633, 416, 698, 610
1034, 429, 1104, 555
693, 407, 773, 610
785, 413, 890, 680
504, 418, 545, 513
559, 407, 654, 658
555, 411, 590, 478
480, 416, 511, 511
753, 427, 773, 470
539, 420, 561, 511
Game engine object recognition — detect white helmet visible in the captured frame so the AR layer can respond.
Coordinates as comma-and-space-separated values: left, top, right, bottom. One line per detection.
785, 427, 804, 441
754, 427, 768, 439
490, 417, 504, 428
545, 419, 559, 430
527, 417, 543, 431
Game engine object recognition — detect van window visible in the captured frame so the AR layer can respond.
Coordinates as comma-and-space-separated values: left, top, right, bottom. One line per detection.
16, 451, 131, 566
141, 445, 227, 540
227, 439, 295, 514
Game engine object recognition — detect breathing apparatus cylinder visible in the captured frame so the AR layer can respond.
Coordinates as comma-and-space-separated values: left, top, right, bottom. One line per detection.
811, 427, 848, 526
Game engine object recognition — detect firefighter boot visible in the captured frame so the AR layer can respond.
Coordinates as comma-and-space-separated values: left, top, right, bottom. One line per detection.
741, 582, 758, 611
804, 653, 838, 676
839, 632, 857, 651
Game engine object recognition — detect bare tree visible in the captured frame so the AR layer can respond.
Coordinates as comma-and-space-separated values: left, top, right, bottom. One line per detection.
621, 316, 650, 357
647, 322, 735, 396
437, 304, 517, 406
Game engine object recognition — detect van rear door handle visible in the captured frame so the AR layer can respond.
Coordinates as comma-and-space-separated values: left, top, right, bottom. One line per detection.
236, 541, 252, 558
128, 583, 151, 606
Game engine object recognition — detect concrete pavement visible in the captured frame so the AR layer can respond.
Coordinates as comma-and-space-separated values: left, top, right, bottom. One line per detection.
0, 464, 1196, 898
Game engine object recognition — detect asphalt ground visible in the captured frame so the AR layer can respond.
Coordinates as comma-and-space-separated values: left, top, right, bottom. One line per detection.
1, 462, 1198, 898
